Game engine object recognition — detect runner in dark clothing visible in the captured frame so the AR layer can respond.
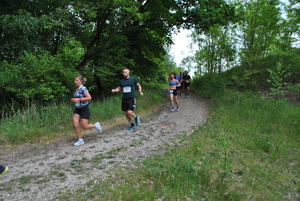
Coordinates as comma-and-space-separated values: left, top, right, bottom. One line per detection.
111, 68, 143, 130
175, 72, 182, 96
182, 70, 191, 98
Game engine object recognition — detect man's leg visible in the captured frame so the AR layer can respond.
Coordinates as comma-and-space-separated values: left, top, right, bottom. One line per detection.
124, 110, 135, 123
125, 110, 137, 130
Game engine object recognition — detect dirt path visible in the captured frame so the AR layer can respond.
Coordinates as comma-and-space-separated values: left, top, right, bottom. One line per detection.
0, 90, 210, 201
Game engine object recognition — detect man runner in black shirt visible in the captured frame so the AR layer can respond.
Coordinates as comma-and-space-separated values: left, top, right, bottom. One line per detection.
182, 70, 191, 98
111, 68, 144, 130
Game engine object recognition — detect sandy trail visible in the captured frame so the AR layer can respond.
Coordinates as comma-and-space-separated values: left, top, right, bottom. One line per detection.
0, 90, 209, 201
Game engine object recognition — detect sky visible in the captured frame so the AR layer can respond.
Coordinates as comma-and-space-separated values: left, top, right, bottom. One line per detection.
170, 29, 197, 77
170, 29, 193, 67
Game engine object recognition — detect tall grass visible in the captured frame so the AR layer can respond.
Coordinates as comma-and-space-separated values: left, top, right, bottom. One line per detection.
0, 103, 73, 146
0, 82, 165, 147
69, 90, 300, 200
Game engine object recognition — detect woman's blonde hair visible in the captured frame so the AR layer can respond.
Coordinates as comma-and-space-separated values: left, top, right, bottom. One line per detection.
76, 74, 87, 82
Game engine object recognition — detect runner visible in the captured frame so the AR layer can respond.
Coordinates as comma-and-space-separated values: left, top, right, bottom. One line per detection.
182, 70, 191, 98
70, 75, 102, 146
168, 73, 181, 112
175, 71, 182, 96
111, 68, 143, 130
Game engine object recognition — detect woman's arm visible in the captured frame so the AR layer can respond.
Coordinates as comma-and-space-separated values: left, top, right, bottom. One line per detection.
81, 92, 92, 101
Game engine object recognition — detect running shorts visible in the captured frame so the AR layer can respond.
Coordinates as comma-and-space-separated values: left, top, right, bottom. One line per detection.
122, 98, 136, 111
169, 89, 178, 96
73, 105, 90, 119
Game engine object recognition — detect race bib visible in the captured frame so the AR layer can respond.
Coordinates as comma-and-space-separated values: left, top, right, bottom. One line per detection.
75, 101, 80, 107
186, 81, 190, 83
169, 89, 173, 93
123, 86, 131, 93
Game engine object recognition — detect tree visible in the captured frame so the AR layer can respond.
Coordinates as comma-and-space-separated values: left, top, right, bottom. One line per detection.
191, 24, 236, 74
236, 0, 282, 70
0, 0, 236, 108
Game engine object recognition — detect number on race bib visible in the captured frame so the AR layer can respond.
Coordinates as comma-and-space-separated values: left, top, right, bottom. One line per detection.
75, 101, 80, 107
123, 86, 131, 93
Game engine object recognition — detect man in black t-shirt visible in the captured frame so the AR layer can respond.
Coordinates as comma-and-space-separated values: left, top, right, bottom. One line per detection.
182, 70, 191, 98
111, 68, 144, 130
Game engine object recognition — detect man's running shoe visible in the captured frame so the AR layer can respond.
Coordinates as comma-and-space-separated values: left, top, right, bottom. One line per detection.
74, 139, 84, 146
95, 122, 102, 133
176, 107, 180, 112
128, 123, 135, 130
0, 166, 8, 176
171, 107, 175, 112
135, 116, 140, 126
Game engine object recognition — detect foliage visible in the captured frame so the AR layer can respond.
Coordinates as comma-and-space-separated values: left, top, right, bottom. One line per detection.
189, 0, 300, 85
0, 51, 75, 103
192, 48, 300, 96
0, 0, 236, 111
192, 24, 237, 74
229, 68, 261, 91
0, 103, 73, 145
236, 0, 282, 70
57, 37, 86, 69
192, 73, 228, 99
267, 60, 291, 95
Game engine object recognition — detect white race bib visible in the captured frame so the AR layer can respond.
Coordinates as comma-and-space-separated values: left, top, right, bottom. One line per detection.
123, 86, 131, 93
75, 101, 80, 107
169, 89, 174, 93
186, 81, 190, 83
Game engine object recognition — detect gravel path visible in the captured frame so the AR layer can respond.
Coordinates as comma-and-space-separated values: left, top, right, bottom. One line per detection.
0, 90, 210, 201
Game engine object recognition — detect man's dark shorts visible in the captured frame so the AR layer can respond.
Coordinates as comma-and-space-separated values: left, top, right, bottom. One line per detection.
122, 98, 136, 111
74, 105, 90, 119
184, 82, 190, 89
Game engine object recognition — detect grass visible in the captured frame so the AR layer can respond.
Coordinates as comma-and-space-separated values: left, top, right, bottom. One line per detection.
64, 90, 299, 200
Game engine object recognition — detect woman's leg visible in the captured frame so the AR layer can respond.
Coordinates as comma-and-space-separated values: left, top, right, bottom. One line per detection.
169, 93, 174, 107
72, 114, 82, 139
174, 95, 179, 107
80, 118, 96, 130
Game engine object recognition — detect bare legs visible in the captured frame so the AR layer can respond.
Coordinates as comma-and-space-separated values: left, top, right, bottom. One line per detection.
185, 87, 190, 97
169, 94, 179, 108
72, 114, 96, 139
124, 110, 137, 124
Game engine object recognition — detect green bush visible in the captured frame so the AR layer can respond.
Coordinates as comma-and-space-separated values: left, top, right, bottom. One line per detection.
191, 73, 227, 99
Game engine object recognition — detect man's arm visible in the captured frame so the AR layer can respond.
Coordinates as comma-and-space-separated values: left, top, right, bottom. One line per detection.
137, 83, 143, 96
111, 86, 121, 93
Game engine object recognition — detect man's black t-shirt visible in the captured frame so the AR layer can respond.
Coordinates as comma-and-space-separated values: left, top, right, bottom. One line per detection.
182, 74, 191, 82
119, 77, 139, 99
